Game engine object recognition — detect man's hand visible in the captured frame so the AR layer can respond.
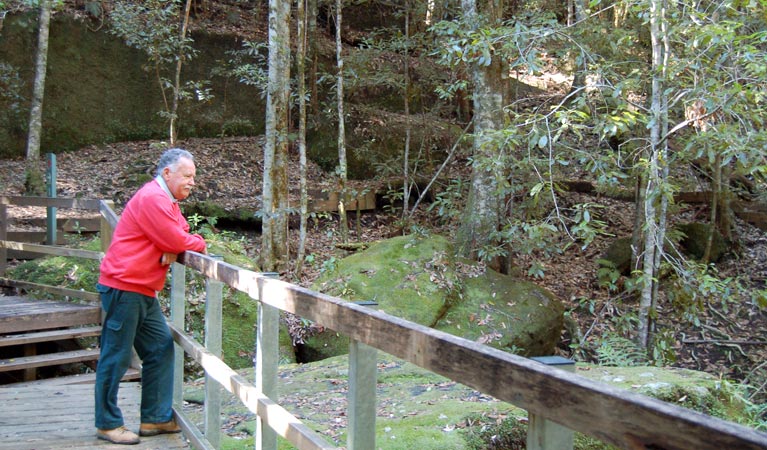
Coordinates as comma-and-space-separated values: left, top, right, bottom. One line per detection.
160, 252, 178, 266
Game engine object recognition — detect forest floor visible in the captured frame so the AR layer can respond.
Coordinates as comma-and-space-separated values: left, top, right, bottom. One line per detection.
1, 135, 766, 411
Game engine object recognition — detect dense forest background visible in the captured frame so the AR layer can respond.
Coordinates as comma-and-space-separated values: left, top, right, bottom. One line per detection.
1, 0, 766, 433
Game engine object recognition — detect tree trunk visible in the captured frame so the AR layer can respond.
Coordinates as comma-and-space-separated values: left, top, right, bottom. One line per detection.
295, 0, 309, 279
170, 0, 193, 146
336, 0, 349, 243
25, 0, 51, 162
307, 0, 319, 118
567, 0, 587, 98
702, 152, 722, 264
637, 0, 668, 350
402, 2, 412, 219
456, 0, 508, 273
261, 0, 291, 272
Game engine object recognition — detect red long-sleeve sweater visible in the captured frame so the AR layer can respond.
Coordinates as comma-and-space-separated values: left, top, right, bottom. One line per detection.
98, 179, 206, 297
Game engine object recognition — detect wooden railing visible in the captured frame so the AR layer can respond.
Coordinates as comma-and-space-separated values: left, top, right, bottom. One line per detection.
2, 195, 767, 450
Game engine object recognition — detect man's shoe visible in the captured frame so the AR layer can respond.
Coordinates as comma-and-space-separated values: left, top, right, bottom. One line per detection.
96, 426, 140, 445
139, 419, 182, 436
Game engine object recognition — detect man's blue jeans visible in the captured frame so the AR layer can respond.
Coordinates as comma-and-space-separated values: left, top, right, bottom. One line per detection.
94, 284, 175, 430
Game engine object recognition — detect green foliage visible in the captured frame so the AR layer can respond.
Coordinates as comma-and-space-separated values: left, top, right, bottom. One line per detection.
23, 166, 45, 196
110, 0, 195, 68
217, 40, 268, 94
430, 13, 559, 72
427, 178, 466, 225
567, 202, 614, 251
109, 0, 206, 131
187, 213, 219, 237
594, 334, 648, 367
461, 412, 617, 450
665, 261, 745, 328
461, 413, 526, 450
6, 236, 101, 300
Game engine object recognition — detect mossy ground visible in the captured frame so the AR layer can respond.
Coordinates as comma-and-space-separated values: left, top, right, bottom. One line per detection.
180, 356, 753, 450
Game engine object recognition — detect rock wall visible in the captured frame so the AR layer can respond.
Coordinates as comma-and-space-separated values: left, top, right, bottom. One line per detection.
0, 12, 265, 159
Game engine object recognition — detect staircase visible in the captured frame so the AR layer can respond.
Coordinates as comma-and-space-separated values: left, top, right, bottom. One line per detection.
0, 295, 139, 385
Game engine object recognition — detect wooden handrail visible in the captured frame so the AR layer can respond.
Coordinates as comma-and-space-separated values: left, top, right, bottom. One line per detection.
177, 251, 767, 450
0, 240, 102, 260
0, 277, 99, 302
0, 196, 102, 210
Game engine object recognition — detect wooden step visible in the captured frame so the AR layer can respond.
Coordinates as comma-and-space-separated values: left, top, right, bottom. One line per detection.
0, 348, 100, 373
3, 367, 141, 387
0, 326, 101, 348
0, 297, 101, 334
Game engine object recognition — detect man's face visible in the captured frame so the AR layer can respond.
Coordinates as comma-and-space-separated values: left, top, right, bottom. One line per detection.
163, 157, 196, 201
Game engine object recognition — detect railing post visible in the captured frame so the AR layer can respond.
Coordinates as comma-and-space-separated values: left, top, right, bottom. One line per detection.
99, 200, 115, 253
0, 202, 7, 276
46, 153, 57, 246
205, 255, 224, 449
170, 262, 186, 408
348, 301, 378, 450
527, 356, 575, 450
255, 272, 279, 450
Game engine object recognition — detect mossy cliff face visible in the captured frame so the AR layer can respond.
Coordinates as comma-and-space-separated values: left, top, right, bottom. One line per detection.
0, 12, 264, 159
303, 235, 564, 362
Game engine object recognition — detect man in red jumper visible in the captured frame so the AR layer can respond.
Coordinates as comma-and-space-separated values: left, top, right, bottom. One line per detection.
95, 148, 207, 445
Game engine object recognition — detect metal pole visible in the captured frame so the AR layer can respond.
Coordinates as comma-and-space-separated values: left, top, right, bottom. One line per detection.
45, 153, 56, 245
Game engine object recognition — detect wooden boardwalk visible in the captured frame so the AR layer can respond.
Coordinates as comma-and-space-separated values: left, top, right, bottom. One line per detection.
0, 382, 189, 450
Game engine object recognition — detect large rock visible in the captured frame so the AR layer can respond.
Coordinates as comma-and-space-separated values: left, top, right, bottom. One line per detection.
300, 235, 564, 361
676, 222, 728, 262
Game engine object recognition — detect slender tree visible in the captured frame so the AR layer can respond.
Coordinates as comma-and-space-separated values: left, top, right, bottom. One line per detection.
109, 0, 198, 146
335, 0, 349, 242
637, 0, 669, 349
169, 0, 193, 146
260, 0, 291, 272
24, 0, 51, 195
295, 0, 309, 278
401, 0, 413, 220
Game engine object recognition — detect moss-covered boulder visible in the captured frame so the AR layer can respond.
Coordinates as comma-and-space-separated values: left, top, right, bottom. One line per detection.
438, 269, 564, 356
577, 364, 751, 423
304, 234, 564, 361
676, 222, 728, 262
599, 236, 633, 276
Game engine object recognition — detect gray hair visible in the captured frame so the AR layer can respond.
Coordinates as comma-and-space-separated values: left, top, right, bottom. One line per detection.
156, 148, 194, 176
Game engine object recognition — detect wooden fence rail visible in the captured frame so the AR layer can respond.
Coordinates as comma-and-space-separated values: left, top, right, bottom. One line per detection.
2, 195, 767, 450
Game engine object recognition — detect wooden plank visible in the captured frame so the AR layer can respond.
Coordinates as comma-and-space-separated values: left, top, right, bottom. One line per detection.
4, 368, 140, 387
0, 278, 100, 302
0, 240, 103, 260
99, 200, 119, 231
7, 217, 101, 232
0, 196, 102, 210
0, 297, 101, 334
309, 190, 376, 212
0, 325, 101, 347
0, 348, 100, 372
